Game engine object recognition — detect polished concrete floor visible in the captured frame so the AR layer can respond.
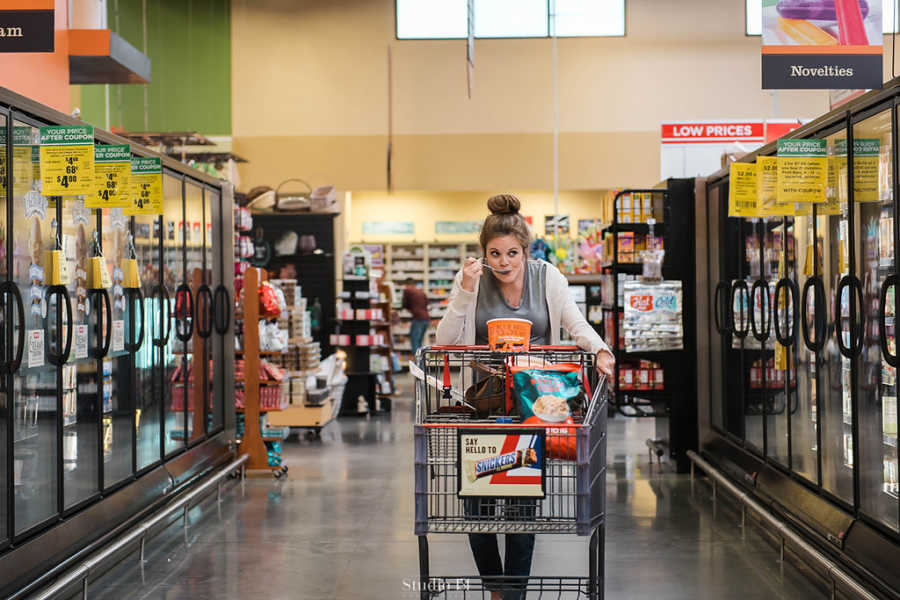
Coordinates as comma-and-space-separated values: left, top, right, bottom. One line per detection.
76, 383, 825, 600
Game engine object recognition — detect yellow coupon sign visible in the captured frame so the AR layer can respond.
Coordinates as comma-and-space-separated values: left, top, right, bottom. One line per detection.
40, 125, 95, 196
123, 157, 162, 215
777, 138, 826, 204
88, 144, 132, 208
756, 156, 787, 217
728, 162, 758, 217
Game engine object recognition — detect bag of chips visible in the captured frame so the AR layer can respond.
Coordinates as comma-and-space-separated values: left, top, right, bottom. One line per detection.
511, 363, 584, 422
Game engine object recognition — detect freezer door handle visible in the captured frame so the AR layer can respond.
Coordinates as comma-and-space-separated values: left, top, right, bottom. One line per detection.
213, 284, 231, 335
750, 279, 771, 342
89, 288, 112, 358
731, 280, 750, 339
153, 285, 172, 347
879, 275, 896, 367
46, 284, 73, 366
195, 284, 213, 339
713, 281, 732, 335
835, 275, 864, 358
174, 283, 195, 343
801, 277, 826, 352
124, 287, 145, 353
0, 281, 26, 374
774, 278, 799, 347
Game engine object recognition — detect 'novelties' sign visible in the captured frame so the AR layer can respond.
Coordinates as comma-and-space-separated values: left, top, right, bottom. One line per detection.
0, 2, 54, 53
761, 0, 882, 89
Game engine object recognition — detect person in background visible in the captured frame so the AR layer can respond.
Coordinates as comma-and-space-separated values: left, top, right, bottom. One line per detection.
402, 278, 430, 357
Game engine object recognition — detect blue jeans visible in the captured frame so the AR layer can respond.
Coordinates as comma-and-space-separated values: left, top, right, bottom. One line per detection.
465, 499, 536, 600
409, 319, 429, 356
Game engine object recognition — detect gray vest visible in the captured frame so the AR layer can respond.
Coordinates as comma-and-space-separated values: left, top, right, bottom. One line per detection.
475, 260, 550, 345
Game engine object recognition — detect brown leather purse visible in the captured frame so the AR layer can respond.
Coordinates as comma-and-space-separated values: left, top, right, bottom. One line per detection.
464, 361, 509, 418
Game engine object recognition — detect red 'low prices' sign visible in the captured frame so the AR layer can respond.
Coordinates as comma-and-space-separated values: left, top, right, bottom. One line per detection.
661, 122, 766, 144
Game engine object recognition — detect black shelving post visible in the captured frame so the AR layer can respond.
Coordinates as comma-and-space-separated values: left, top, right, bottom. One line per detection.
337, 278, 381, 417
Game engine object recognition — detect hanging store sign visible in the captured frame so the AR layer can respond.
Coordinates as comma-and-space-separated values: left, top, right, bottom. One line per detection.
123, 157, 162, 215
0, 4, 54, 53
40, 125, 94, 196
362, 221, 414, 235
728, 162, 759, 217
659, 119, 806, 180
436, 220, 481, 234
88, 144, 131, 208
777, 138, 826, 204
457, 430, 545, 498
761, 0, 882, 89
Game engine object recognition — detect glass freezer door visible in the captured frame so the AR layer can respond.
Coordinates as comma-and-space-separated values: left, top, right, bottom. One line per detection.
183, 181, 203, 444
853, 111, 899, 532
206, 186, 224, 434
60, 197, 101, 509
820, 129, 855, 506
788, 213, 819, 485
11, 120, 59, 535
163, 173, 185, 454
761, 220, 787, 466
0, 111, 9, 545
134, 212, 162, 471
100, 207, 134, 488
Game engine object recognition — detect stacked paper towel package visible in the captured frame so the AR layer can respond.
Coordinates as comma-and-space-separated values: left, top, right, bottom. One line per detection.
622, 280, 683, 352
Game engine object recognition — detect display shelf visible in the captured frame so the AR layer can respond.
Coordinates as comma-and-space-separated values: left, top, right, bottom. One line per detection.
884, 434, 898, 448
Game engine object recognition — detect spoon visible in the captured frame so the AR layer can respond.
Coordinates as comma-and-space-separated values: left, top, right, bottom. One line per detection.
480, 260, 512, 275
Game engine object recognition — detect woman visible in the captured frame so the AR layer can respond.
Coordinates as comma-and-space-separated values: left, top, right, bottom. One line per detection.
436, 194, 614, 600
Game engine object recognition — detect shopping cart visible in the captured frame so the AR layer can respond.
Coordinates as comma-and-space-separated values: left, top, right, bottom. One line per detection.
412, 345, 608, 599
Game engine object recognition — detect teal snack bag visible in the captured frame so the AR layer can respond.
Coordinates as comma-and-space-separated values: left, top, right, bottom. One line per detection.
511, 363, 582, 423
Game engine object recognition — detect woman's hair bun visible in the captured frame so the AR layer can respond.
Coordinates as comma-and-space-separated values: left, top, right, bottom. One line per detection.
487, 194, 521, 216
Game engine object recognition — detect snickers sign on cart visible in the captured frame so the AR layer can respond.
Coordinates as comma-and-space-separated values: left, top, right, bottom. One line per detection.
457, 429, 545, 498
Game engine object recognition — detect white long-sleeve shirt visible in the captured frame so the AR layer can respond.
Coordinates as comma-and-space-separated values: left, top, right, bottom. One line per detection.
435, 259, 612, 356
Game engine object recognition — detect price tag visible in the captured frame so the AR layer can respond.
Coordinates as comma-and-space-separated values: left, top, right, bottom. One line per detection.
27, 329, 44, 368
112, 320, 125, 352
123, 157, 162, 215
728, 163, 758, 217
73, 324, 88, 360
89, 144, 132, 208
39, 125, 95, 196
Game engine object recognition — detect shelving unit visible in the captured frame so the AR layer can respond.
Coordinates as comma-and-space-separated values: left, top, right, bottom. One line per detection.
336, 276, 391, 416
356, 241, 479, 366
236, 267, 289, 478
599, 183, 698, 473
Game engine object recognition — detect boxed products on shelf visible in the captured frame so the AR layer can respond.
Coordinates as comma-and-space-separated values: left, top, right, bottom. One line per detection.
623, 280, 683, 352
616, 360, 663, 391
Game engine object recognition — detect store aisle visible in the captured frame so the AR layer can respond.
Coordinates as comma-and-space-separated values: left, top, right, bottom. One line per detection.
76, 387, 824, 600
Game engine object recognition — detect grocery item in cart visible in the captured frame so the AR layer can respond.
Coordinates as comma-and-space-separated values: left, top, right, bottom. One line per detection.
523, 415, 577, 460
486, 317, 532, 352
511, 363, 583, 422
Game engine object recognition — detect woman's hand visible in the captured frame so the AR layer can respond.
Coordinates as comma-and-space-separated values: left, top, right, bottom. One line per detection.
460, 257, 484, 292
596, 349, 615, 379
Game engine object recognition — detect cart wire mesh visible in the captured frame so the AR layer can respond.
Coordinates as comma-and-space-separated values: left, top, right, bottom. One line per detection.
413, 346, 607, 536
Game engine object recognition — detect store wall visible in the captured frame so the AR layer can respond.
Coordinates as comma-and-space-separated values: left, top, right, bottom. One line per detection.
230, 0, 838, 192
347, 189, 608, 244
77, 0, 231, 135
0, 0, 70, 112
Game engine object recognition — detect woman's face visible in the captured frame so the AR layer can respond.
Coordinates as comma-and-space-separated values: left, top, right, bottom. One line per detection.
484, 234, 525, 284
